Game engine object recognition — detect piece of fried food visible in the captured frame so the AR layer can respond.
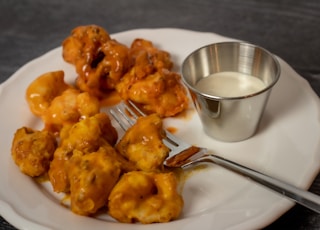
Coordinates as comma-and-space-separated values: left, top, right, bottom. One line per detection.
115, 38, 173, 95
62, 25, 111, 64
116, 38, 188, 117
108, 171, 184, 224
62, 25, 130, 98
26, 70, 71, 117
68, 146, 122, 216
117, 69, 189, 117
11, 127, 57, 177
116, 114, 169, 172
26, 70, 101, 134
48, 113, 118, 193
62, 112, 118, 150
128, 38, 173, 78
43, 88, 100, 133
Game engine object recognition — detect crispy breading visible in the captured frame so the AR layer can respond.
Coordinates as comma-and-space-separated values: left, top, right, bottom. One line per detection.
26, 70, 71, 117
63, 25, 130, 98
116, 39, 188, 117
68, 146, 121, 216
108, 171, 184, 223
48, 113, 119, 193
118, 69, 189, 117
11, 127, 57, 177
116, 114, 169, 172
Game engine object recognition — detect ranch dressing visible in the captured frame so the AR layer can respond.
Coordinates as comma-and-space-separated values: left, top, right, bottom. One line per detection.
195, 71, 266, 97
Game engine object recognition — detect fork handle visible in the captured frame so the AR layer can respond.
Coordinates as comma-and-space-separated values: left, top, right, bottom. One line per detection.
202, 154, 320, 213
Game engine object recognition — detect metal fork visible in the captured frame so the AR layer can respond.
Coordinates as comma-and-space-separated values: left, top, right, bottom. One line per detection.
109, 101, 320, 214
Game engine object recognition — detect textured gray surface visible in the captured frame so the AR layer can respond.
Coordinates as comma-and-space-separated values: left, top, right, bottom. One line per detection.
1, 0, 320, 229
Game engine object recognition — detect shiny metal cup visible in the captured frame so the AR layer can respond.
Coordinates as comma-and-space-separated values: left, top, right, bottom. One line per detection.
181, 42, 280, 142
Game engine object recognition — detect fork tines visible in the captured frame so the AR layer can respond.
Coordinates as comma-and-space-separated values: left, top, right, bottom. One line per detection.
109, 101, 145, 131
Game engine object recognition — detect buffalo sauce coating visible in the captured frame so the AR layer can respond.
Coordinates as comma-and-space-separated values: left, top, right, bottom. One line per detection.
116, 113, 170, 172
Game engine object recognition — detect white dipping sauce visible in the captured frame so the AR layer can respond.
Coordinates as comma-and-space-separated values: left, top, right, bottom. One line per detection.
195, 71, 266, 97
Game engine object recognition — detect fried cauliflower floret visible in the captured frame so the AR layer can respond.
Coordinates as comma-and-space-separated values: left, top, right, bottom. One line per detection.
63, 113, 118, 150
127, 38, 173, 78
62, 25, 130, 98
116, 114, 169, 172
26, 71, 101, 134
115, 38, 173, 96
115, 38, 188, 117
117, 69, 189, 117
43, 88, 100, 133
68, 146, 121, 216
108, 171, 184, 224
26, 70, 71, 117
62, 25, 111, 64
48, 113, 118, 193
11, 127, 57, 177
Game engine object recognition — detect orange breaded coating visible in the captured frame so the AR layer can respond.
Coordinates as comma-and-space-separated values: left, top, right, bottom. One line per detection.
116, 114, 169, 172
108, 171, 184, 224
26, 70, 70, 117
48, 146, 71, 193
43, 88, 100, 133
116, 38, 188, 117
11, 127, 57, 177
128, 38, 173, 78
61, 113, 118, 150
117, 69, 189, 117
116, 38, 173, 89
62, 25, 111, 64
62, 25, 130, 97
68, 146, 121, 216
48, 113, 118, 193
26, 71, 101, 134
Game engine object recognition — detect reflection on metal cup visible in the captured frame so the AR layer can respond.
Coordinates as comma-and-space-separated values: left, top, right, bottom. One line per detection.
182, 42, 281, 142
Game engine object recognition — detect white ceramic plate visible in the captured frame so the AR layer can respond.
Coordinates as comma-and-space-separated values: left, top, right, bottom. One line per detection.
1, 28, 320, 230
